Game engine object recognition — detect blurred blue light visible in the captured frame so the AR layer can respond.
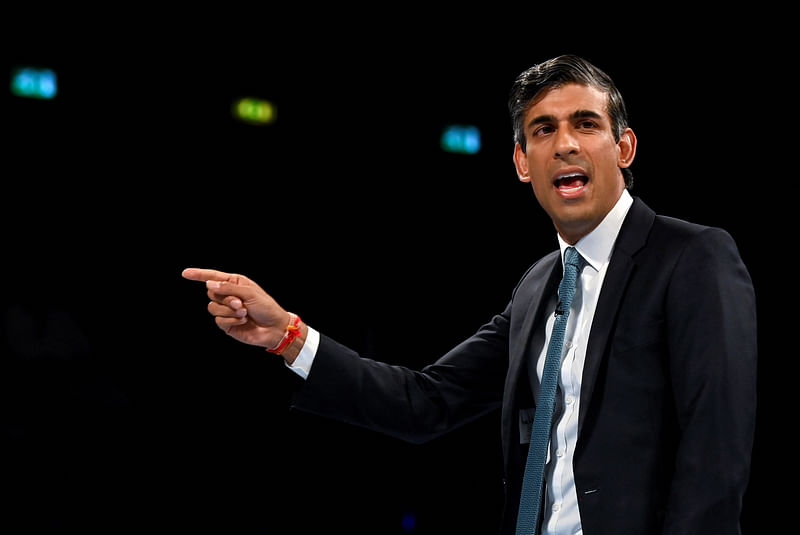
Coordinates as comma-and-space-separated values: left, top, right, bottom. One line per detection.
11, 67, 57, 99
401, 512, 417, 532
441, 124, 481, 154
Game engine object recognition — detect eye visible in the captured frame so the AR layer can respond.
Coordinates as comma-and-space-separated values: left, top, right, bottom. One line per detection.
533, 125, 554, 137
577, 120, 598, 129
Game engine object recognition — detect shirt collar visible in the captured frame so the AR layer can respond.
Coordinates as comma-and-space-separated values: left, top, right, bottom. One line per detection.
557, 189, 634, 272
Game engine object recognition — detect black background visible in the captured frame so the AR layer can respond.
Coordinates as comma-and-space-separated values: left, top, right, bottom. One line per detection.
3, 11, 790, 534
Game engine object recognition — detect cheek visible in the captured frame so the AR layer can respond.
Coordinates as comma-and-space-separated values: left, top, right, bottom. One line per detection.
528, 172, 548, 194
528, 174, 554, 207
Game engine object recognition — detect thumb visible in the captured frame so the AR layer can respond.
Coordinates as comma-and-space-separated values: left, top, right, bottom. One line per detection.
205, 277, 259, 301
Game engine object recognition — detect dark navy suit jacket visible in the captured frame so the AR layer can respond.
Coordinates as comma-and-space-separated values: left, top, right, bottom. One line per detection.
291, 197, 757, 534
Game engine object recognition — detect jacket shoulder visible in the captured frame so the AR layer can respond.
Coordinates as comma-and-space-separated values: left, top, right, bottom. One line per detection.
651, 213, 740, 254
627, 197, 738, 254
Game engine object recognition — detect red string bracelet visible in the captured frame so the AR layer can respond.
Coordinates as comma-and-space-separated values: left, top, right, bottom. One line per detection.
266, 313, 302, 355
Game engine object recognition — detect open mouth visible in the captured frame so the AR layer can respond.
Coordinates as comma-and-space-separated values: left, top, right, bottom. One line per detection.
553, 171, 589, 197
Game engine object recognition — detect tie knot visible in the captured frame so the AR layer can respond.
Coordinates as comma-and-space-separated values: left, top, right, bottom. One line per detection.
564, 247, 585, 270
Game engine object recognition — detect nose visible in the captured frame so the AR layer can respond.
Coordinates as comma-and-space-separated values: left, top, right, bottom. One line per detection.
554, 128, 580, 159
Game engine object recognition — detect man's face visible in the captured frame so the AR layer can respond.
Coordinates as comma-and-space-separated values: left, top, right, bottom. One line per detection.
513, 83, 636, 244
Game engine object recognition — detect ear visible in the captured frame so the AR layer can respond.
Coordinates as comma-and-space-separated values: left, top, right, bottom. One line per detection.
617, 127, 637, 169
513, 142, 531, 182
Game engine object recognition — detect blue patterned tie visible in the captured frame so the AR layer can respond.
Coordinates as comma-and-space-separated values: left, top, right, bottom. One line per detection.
516, 246, 586, 535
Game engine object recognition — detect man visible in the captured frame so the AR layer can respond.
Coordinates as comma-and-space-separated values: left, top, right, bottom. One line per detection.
183, 55, 757, 534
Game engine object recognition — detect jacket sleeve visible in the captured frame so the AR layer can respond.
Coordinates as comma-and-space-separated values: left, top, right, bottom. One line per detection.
289, 302, 512, 444
663, 227, 757, 533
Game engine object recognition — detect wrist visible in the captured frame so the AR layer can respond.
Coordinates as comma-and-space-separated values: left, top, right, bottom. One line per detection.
264, 311, 292, 349
278, 321, 307, 365
265, 313, 307, 363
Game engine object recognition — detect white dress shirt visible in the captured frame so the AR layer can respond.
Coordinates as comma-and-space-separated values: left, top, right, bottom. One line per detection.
537, 189, 632, 535
287, 190, 634, 535
287, 324, 318, 380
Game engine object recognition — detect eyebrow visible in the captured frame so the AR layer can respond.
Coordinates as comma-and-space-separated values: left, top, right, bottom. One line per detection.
527, 109, 604, 129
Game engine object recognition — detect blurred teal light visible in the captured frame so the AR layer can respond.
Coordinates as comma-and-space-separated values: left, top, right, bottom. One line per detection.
11, 67, 58, 99
441, 124, 481, 154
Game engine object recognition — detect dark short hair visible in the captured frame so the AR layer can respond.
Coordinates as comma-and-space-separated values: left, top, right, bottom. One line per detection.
508, 55, 633, 188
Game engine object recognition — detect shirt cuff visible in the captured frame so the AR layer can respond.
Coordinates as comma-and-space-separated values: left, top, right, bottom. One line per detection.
285, 325, 319, 380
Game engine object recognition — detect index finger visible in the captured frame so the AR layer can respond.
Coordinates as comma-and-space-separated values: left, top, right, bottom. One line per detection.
181, 268, 234, 282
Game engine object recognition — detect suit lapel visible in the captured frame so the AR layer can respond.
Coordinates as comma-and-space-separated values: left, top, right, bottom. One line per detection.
502, 250, 561, 467
578, 197, 656, 433
507, 251, 561, 387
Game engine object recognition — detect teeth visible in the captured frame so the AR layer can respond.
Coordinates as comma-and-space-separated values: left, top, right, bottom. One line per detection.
554, 172, 587, 186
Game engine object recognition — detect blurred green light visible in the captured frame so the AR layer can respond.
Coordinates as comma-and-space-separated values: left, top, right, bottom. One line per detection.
233, 97, 276, 125
11, 67, 57, 99
441, 125, 480, 154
